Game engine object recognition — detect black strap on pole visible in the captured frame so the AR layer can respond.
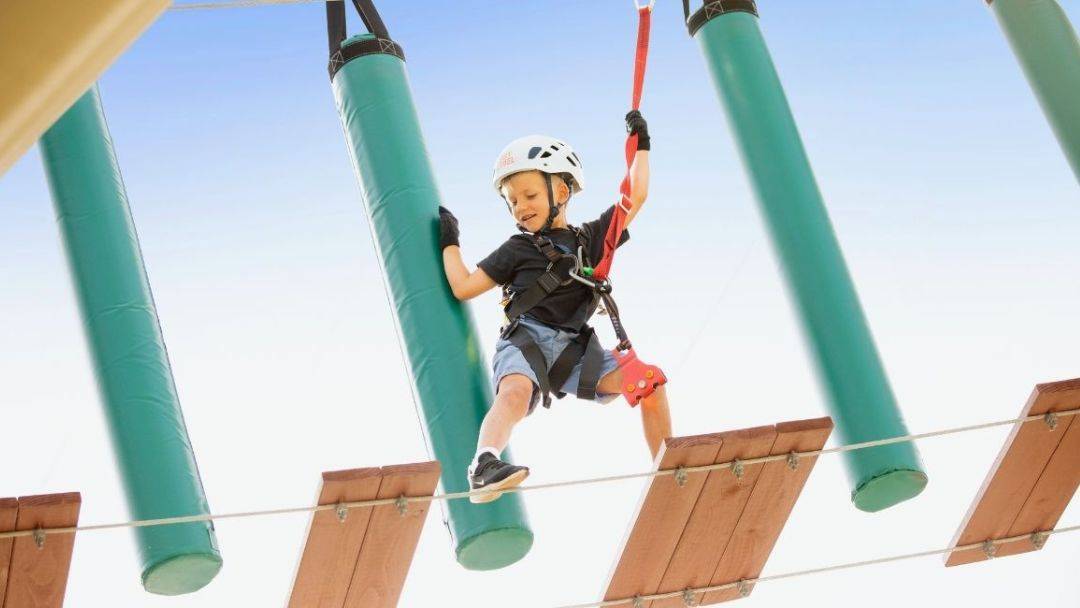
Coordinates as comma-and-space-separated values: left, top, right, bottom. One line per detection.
351, 0, 390, 39
684, 0, 759, 37
326, 0, 405, 79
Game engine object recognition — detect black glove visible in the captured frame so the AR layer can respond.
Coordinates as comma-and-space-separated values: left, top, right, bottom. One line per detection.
625, 109, 650, 151
438, 206, 460, 250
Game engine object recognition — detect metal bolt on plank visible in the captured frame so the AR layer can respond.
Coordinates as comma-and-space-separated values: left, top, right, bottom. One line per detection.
737, 579, 753, 598
731, 459, 745, 479
32, 527, 46, 549
395, 496, 409, 517
1031, 531, 1050, 550
674, 467, 689, 488
1044, 412, 1059, 431
786, 451, 800, 471
336, 503, 348, 523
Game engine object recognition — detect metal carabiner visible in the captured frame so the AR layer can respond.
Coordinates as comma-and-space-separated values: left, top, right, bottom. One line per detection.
568, 267, 599, 289
634, 0, 655, 11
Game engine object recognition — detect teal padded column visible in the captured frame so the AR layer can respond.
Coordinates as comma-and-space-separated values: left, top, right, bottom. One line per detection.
989, 0, 1080, 181
328, 21, 533, 569
39, 86, 222, 594
687, 2, 927, 512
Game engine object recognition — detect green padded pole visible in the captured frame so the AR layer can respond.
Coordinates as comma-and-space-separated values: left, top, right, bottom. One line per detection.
330, 33, 533, 569
687, 3, 927, 512
989, 0, 1080, 181
39, 86, 222, 594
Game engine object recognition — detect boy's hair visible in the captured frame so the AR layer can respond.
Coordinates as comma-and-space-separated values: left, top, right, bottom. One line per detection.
499, 170, 573, 201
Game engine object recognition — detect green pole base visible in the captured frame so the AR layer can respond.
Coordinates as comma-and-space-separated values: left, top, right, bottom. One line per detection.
456, 527, 534, 571
142, 553, 223, 596
851, 469, 928, 513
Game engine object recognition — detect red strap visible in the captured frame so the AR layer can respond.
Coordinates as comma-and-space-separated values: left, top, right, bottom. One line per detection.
593, 6, 651, 281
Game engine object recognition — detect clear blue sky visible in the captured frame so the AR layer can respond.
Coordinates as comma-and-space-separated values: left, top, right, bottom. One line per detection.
1, 2, 1078, 607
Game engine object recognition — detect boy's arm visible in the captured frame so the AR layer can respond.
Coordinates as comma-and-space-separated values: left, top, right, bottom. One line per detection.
442, 246, 497, 301
623, 110, 651, 229
438, 207, 498, 301
625, 149, 649, 229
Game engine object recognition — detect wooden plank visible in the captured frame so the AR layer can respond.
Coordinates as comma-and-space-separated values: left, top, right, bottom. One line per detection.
343, 462, 441, 608
946, 378, 1080, 566
996, 412, 1080, 558
650, 426, 778, 608
602, 432, 727, 602
288, 468, 383, 608
700, 417, 833, 604
5, 492, 81, 608
0, 497, 18, 605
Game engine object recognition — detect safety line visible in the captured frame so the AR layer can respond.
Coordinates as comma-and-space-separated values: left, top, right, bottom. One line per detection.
1, 406, 1076, 541
169, 0, 323, 11
552, 523, 1080, 608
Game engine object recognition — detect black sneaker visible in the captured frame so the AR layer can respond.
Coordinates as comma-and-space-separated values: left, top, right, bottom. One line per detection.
468, 453, 530, 504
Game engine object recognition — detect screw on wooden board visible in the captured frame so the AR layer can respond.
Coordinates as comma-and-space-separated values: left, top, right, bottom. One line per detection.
674, 467, 688, 488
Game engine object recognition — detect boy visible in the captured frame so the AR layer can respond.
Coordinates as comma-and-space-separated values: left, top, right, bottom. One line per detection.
439, 111, 672, 503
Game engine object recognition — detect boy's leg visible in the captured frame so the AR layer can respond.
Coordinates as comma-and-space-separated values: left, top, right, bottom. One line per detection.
477, 373, 534, 452
596, 368, 672, 460
469, 373, 534, 504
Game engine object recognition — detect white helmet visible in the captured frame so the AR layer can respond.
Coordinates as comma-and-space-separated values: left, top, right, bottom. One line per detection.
492, 135, 585, 195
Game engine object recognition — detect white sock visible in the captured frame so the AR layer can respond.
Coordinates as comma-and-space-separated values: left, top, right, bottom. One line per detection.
469, 446, 501, 472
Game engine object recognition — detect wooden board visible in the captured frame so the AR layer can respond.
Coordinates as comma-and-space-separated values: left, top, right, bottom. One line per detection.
0, 497, 18, 604
344, 462, 441, 608
699, 418, 833, 604
946, 378, 1080, 566
0, 0, 170, 176
288, 462, 441, 608
4, 492, 81, 608
289, 468, 383, 608
601, 432, 726, 603
600, 418, 833, 606
649, 426, 777, 608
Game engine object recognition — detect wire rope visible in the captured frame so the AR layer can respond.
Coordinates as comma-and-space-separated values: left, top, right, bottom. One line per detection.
2, 406, 1076, 541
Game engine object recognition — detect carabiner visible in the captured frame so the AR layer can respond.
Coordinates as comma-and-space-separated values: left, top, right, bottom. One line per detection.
634, 0, 655, 11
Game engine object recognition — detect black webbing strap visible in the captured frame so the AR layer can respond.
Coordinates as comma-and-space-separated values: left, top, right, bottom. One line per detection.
576, 328, 605, 401
326, 0, 405, 79
507, 323, 605, 408
683, 0, 759, 37
546, 327, 591, 399
504, 261, 574, 321
503, 233, 578, 321
506, 325, 553, 408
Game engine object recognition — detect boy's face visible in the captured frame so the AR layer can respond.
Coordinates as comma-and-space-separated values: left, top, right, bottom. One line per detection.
501, 171, 568, 232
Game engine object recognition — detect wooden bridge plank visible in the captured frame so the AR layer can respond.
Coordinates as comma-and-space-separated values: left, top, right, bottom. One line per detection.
649, 426, 778, 608
0, 497, 18, 605
5, 493, 81, 608
288, 468, 383, 608
700, 417, 833, 604
996, 413, 1080, 558
946, 378, 1080, 566
601, 432, 726, 602
343, 462, 440, 608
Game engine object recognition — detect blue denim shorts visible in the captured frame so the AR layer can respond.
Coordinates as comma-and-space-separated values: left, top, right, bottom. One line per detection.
492, 316, 621, 414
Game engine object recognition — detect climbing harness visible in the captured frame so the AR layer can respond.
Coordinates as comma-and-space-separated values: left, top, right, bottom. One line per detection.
498, 1, 666, 408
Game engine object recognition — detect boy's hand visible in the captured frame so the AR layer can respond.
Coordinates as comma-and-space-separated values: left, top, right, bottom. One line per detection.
625, 110, 650, 151
438, 206, 460, 250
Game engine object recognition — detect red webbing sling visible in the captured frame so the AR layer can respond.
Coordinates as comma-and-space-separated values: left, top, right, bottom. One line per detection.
592, 1, 652, 282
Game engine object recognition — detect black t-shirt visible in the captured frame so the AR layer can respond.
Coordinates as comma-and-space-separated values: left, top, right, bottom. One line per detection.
478, 205, 630, 331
